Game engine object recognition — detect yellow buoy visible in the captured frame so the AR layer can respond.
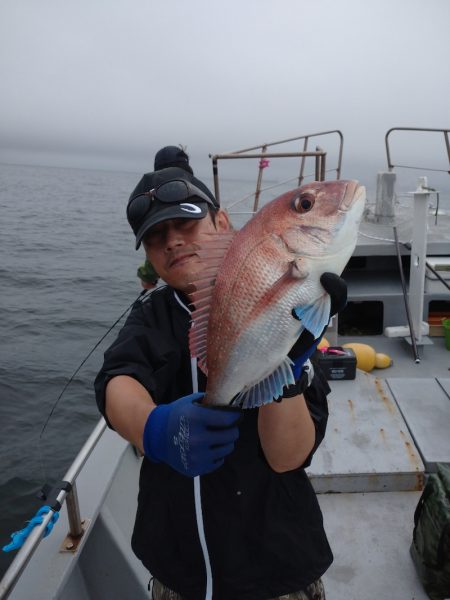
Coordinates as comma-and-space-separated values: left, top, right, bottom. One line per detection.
342, 342, 376, 372
375, 352, 392, 369
342, 342, 392, 372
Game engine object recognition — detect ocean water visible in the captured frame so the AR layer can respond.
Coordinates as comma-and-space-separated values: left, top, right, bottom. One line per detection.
0, 163, 148, 577
1, 161, 448, 580
0, 162, 275, 578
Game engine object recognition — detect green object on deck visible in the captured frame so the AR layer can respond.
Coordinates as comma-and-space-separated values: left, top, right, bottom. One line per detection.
443, 319, 450, 351
410, 463, 450, 599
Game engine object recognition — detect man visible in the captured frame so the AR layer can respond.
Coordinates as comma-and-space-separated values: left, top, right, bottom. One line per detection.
130, 145, 216, 204
137, 259, 159, 289
133, 145, 215, 289
95, 167, 344, 599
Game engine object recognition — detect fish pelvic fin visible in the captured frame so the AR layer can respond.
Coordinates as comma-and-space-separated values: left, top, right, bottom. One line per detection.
188, 231, 236, 375
293, 294, 331, 339
234, 357, 296, 409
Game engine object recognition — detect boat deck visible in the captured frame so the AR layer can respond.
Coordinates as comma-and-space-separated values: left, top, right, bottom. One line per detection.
387, 377, 450, 472
355, 205, 450, 257
308, 372, 425, 494
7, 342, 449, 600
310, 332, 450, 600
319, 490, 428, 599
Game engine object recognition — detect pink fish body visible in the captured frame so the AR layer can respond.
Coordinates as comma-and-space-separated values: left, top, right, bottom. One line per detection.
189, 180, 365, 407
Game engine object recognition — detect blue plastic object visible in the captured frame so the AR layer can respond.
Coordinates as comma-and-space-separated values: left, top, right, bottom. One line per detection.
2, 505, 59, 553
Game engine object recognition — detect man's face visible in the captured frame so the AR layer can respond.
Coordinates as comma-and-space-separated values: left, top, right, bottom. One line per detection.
143, 210, 231, 293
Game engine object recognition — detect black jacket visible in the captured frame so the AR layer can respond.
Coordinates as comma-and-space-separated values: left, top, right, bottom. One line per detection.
95, 286, 333, 600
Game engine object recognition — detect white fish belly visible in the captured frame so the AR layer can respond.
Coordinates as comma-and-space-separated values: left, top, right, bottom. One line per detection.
210, 302, 301, 405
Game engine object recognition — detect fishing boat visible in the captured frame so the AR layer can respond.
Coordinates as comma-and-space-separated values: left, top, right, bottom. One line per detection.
1, 127, 449, 600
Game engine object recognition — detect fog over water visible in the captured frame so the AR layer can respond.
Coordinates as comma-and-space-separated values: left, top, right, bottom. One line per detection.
0, 0, 449, 179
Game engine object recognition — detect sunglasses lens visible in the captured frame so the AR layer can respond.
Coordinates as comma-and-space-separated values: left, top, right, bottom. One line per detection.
155, 180, 189, 203
127, 179, 215, 238
128, 194, 151, 229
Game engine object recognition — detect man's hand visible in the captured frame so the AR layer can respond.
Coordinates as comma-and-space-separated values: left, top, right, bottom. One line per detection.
320, 272, 347, 318
143, 393, 241, 477
289, 272, 347, 378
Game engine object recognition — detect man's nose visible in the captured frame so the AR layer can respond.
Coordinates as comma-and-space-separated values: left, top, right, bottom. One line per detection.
164, 222, 185, 251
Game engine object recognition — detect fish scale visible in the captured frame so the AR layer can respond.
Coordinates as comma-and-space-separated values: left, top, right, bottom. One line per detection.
189, 180, 366, 407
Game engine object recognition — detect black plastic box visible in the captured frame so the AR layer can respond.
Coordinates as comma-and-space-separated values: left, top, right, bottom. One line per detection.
315, 346, 356, 380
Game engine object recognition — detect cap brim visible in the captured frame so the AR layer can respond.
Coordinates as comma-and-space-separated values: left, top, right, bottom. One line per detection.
135, 200, 209, 249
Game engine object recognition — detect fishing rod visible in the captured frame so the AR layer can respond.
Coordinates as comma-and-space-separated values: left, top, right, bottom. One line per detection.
38, 289, 148, 442
393, 226, 420, 363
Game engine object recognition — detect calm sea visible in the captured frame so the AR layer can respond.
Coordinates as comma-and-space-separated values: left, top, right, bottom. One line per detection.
1, 162, 448, 579
0, 163, 143, 576
0, 162, 275, 578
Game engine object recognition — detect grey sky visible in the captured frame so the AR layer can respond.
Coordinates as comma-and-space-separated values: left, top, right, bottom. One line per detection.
0, 0, 449, 183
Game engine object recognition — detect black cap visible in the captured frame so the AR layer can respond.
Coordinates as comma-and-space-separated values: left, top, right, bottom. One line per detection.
154, 146, 194, 175
127, 167, 217, 249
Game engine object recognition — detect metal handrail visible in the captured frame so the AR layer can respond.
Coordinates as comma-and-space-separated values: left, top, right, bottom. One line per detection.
0, 418, 107, 600
210, 130, 344, 210
218, 129, 343, 163
385, 127, 450, 174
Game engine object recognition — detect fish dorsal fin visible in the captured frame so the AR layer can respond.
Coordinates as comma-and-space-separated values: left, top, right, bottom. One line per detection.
188, 231, 236, 375
293, 294, 331, 339
233, 357, 296, 409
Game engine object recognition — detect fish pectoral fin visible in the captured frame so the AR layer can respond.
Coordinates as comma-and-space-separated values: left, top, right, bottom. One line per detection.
289, 257, 309, 280
234, 357, 295, 409
293, 295, 331, 339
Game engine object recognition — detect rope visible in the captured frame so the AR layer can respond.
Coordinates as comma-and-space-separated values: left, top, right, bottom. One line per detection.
2, 506, 59, 553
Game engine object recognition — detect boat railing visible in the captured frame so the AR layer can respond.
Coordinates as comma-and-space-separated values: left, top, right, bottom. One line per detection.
210, 129, 344, 212
0, 418, 107, 600
385, 127, 450, 174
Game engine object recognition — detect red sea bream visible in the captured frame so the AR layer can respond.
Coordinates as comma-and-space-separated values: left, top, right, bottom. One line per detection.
189, 180, 366, 408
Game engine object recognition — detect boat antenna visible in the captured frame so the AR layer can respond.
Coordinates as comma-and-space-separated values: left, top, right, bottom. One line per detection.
393, 227, 420, 363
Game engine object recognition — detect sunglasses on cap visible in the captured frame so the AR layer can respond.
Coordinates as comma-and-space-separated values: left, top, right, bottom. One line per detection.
127, 179, 217, 231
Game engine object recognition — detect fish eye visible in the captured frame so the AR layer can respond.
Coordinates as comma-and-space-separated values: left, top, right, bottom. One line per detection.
293, 193, 315, 213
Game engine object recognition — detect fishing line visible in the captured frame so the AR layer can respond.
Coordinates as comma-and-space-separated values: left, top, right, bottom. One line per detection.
37, 289, 149, 480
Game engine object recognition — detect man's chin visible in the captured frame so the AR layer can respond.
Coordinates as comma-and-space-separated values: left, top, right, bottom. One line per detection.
164, 264, 202, 294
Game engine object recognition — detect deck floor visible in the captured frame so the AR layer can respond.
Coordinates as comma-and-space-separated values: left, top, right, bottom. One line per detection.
310, 337, 450, 600
319, 491, 428, 600
387, 377, 450, 471
308, 371, 425, 493
336, 334, 450, 379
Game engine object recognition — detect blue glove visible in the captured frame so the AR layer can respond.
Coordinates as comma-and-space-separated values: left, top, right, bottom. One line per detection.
143, 393, 241, 477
